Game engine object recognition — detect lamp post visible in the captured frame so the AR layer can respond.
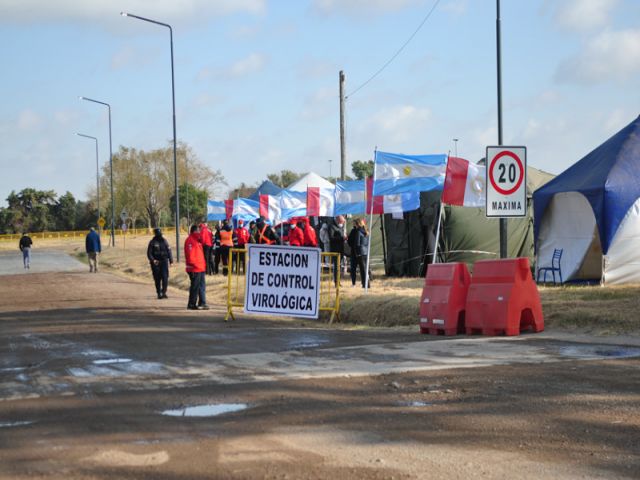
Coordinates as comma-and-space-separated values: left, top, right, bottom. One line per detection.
79, 96, 115, 247
121, 11, 180, 262
452, 138, 459, 157
76, 133, 100, 226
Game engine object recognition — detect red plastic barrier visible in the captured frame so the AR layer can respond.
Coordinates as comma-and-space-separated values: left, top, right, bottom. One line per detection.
419, 262, 470, 335
465, 258, 544, 336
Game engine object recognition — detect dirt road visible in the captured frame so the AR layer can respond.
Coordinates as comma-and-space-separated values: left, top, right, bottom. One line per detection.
0, 251, 639, 479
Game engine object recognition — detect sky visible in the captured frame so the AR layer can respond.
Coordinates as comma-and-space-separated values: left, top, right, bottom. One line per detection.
1, 0, 639, 205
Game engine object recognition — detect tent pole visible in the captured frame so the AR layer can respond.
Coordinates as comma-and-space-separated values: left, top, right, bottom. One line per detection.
365, 148, 377, 293
432, 202, 444, 264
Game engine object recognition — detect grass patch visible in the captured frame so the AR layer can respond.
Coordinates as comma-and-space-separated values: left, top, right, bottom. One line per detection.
9, 235, 640, 334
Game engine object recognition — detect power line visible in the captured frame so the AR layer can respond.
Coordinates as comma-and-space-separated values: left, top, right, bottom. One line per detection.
346, 0, 442, 99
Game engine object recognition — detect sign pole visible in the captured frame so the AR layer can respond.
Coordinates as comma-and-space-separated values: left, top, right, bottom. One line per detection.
496, 0, 507, 258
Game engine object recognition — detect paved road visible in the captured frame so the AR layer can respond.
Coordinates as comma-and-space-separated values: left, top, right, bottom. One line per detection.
1, 253, 639, 479
0, 249, 85, 276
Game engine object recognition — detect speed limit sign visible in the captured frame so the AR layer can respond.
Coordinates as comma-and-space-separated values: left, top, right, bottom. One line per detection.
486, 146, 527, 217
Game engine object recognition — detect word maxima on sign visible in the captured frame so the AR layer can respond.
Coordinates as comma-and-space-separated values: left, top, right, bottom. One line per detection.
485, 146, 527, 217
244, 244, 321, 319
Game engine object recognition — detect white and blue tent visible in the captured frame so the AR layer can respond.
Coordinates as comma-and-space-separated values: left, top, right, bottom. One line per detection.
533, 115, 640, 284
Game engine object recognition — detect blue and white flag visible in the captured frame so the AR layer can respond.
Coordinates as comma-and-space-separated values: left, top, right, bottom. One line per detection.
207, 199, 227, 221
335, 180, 366, 215
233, 198, 260, 224
383, 191, 420, 218
279, 189, 307, 220
373, 151, 447, 196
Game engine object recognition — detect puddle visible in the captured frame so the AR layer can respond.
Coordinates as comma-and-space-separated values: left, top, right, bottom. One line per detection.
0, 421, 34, 428
558, 345, 640, 359
288, 335, 330, 350
93, 358, 132, 365
161, 403, 248, 417
398, 401, 433, 407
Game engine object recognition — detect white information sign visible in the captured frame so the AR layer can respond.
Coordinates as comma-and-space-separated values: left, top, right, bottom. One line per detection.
244, 244, 321, 319
486, 146, 527, 217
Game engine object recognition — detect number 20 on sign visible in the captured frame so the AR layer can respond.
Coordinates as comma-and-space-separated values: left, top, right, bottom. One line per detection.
485, 146, 527, 217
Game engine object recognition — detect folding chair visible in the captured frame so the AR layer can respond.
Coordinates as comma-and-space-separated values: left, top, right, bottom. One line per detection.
537, 248, 563, 285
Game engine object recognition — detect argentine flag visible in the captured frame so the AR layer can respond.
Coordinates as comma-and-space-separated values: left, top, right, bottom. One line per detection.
207, 199, 227, 221
279, 189, 307, 220
233, 198, 260, 223
373, 151, 447, 196
335, 180, 366, 215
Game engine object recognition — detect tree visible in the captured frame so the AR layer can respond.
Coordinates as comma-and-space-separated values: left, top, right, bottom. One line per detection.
170, 183, 208, 225
351, 160, 374, 180
98, 141, 227, 229
55, 191, 77, 230
229, 182, 258, 199
3, 188, 57, 232
266, 170, 303, 188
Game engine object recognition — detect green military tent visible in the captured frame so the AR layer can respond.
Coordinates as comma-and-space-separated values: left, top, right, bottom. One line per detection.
381, 163, 554, 276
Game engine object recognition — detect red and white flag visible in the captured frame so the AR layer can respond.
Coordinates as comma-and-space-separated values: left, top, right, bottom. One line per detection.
441, 157, 486, 207
307, 186, 336, 217
259, 194, 281, 223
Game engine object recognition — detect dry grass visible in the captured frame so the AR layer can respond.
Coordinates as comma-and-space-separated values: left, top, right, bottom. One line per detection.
4, 236, 639, 334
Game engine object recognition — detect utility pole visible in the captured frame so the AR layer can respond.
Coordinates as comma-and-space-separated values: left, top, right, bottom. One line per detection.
339, 70, 346, 181
496, 0, 507, 258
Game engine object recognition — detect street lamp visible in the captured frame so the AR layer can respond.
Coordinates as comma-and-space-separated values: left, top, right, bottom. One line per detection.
121, 11, 181, 262
452, 138, 459, 158
79, 96, 115, 247
75, 133, 100, 226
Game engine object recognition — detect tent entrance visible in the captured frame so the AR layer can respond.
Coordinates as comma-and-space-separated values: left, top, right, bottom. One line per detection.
536, 192, 603, 283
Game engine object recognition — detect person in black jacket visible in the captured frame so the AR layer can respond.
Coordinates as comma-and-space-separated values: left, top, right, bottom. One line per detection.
354, 218, 371, 288
19, 233, 33, 269
328, 216, 346, 285
147, 228, 173, 299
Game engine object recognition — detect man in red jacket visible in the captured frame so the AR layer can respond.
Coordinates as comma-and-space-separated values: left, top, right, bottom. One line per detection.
288, 219, 304, 246
184, 225, 209, 310
301, 218, 318, 247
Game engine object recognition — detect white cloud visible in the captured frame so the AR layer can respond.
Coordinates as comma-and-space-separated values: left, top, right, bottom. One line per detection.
227, 53, 268, 78
17, 109, 42, 131
440, 0, 468, 17
300, 87, 335, 120
356, 105, 431, 144
554, 0, 618, 31
111, 46, 137, 70
555, 29, 640, 84
54, 109, 81, 126
313, 0, 424, 16
0, 0, 265, 25
197, 52, 268, 81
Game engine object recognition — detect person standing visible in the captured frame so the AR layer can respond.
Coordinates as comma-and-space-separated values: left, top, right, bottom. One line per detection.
288, 219, 304, 246
328, 216, 347, 285
212, 223, 221, 274
184, 225, 209, 310
347, 220, 359, 287
255, 216, 280, 245
216, 219, 237, 276
147, 228, 173, 299
200, 222, 214, 275
301, 218, 318, 247
85, 227, 101, 273
19, 232, 33, 269
354, 218, 371, 288
234, 219, 250, 273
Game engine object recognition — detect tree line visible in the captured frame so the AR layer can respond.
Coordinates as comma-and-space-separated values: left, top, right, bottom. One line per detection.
0, 142, 373, 234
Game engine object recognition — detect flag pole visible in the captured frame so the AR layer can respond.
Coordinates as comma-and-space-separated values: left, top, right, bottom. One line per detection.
364, 148, 377, 293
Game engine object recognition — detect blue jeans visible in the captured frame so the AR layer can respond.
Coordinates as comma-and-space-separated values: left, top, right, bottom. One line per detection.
22, 248, 31, 268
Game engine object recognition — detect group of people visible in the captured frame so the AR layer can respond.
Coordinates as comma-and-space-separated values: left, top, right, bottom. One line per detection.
29, 213, 371, 311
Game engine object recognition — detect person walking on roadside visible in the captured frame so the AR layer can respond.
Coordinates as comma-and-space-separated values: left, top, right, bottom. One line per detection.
147, 228, 173, 299
184, 224, 209, 310
85, 227, 101, 273
19, 232, 33, 269
200, 222, 214, 275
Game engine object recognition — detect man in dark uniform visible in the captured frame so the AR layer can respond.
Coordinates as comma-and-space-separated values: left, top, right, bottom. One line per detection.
255, 216, 280, 245
147, 228, 173, 299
